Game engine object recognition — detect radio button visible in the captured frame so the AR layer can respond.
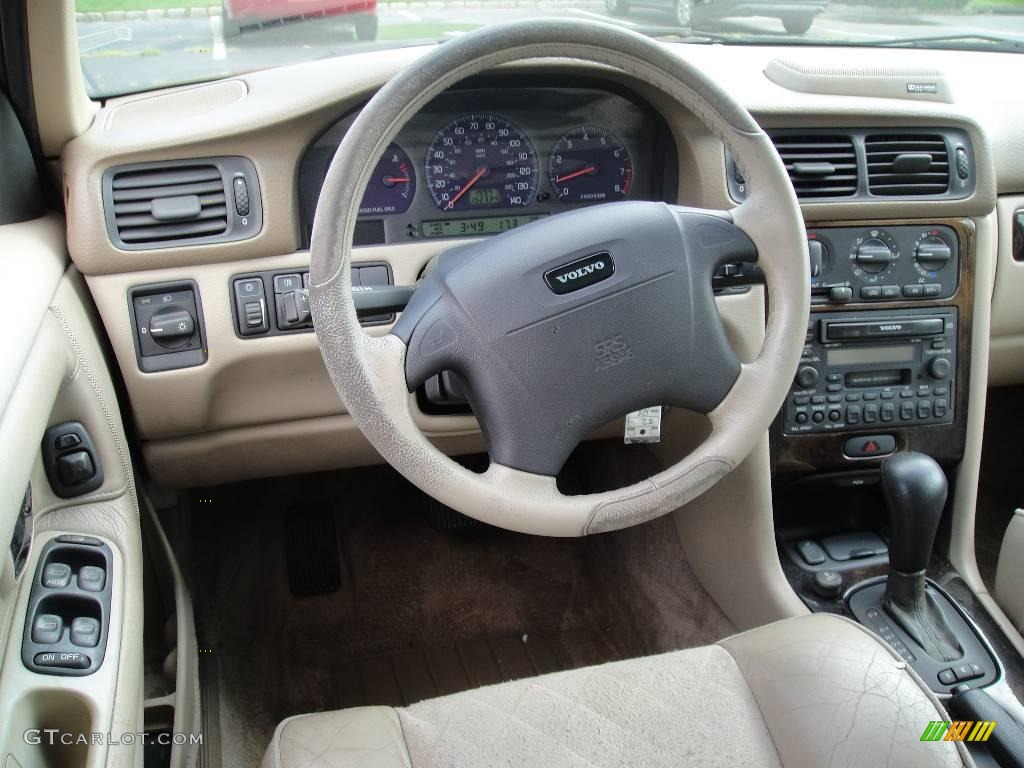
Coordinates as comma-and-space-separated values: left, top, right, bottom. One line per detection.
882, 403, 897, 422
794, 395, 810, 405
847, 406, 862, 424
903, 284, 924, 298
828, 395, 842, 404
861, 286, 882, 300
795, 366, 820, 389
828, 410, 842, 422
934, 399, 948, 417
812, 396, 826, 404
931, 340, 946, 350
864, 392, 879, 401
795, 412, 809, 425
934, 387, 948, 396
881, 285, 901, 299
899, 402, 915, 421
864, 405, 879, 423
918, 385, 932, 396
845, 393, 861, 402
827, 384, 842, 393
918, 401, 932, 419
826, 373, 841, 382
900, 389, 914, 398
812, 412, 825, 424
881, 391, 895, 400
923, 284, 942, 297
929, 357, 951, 380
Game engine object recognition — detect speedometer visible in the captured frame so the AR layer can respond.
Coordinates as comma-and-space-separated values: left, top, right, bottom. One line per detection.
425, 114, 538, 211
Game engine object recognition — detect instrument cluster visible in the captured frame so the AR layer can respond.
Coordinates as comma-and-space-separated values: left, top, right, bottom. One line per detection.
299, 84, 675, 247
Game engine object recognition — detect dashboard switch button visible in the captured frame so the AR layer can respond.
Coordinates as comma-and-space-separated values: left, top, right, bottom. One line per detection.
233, 176, 250, 216
32, 614, 63, 644
43, 563, 72, 589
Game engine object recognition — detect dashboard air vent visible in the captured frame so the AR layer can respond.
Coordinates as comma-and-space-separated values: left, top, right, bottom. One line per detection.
770, 134, 858, 199
110, 164, 228, 245
103, 157, 262, 250
865, 134, 949, 196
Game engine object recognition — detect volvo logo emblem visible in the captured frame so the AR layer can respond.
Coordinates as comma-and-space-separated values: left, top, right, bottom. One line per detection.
543, 252, 615, 295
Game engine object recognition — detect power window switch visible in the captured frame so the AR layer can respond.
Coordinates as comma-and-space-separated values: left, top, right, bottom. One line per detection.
43, 562, 72, 589
32, 614, 63, 644
70, 617, 100, 648
78, 565, 106, 592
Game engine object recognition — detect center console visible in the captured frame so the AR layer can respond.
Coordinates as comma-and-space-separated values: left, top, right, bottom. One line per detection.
771, 219, 1012, 702
772, 219, 974, 474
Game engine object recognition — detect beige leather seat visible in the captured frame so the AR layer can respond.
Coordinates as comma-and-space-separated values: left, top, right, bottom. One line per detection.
261, 614, 970, 768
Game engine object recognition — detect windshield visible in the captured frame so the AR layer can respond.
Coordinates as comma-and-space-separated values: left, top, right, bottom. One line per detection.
76, 0, 1024, 98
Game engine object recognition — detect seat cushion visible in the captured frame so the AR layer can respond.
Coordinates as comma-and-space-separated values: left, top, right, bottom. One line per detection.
262, 614, 970, 768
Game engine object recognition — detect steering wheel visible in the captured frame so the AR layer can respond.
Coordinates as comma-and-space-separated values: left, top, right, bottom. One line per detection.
309, 20, 809, 536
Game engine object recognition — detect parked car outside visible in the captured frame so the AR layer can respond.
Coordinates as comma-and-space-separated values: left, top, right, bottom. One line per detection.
605, 0, 829, 34
222, 0, 379, 40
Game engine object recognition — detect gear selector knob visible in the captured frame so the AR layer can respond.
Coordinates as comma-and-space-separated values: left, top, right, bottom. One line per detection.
881, 452, 948, 574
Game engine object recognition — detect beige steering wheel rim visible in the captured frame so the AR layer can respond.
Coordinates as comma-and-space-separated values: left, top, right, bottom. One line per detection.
309, 20, 809, 536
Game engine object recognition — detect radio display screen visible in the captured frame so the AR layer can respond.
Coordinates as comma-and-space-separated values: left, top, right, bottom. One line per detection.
827, 345, 915, 367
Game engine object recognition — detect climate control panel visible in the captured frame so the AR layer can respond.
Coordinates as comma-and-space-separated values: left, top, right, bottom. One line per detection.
807, 225, 959, 305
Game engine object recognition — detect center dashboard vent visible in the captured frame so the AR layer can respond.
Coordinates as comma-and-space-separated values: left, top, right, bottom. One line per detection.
770, 134, 859, 199
102, 157, 262, 250
865, 134, 949, 196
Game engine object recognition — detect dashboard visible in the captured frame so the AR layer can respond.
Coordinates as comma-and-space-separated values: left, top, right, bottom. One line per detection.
297, 82, 677, 247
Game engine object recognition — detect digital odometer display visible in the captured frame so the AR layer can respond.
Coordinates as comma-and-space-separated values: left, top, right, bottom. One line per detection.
421, 214, 547, 238
425, 114, 538, 211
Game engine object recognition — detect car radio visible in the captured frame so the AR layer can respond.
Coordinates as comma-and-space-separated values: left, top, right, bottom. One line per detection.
784, 307, 956, 436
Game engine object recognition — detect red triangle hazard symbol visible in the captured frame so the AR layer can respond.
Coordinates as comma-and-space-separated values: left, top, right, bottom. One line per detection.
863, 440, 879, 453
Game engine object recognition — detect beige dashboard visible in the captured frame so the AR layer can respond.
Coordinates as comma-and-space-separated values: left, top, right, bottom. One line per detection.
61, 41, 1024, 486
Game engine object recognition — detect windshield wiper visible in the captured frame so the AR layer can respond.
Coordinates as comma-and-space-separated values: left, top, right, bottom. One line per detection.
871, 33, 1024, 52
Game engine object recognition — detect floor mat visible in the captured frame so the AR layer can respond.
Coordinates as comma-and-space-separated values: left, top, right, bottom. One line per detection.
188, 464, 735, 768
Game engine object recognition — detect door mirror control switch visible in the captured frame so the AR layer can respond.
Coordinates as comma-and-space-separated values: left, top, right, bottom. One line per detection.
42, 422, 103, 499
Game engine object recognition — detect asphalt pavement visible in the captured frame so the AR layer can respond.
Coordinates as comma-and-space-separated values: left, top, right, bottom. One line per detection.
77, 4, 1024, 97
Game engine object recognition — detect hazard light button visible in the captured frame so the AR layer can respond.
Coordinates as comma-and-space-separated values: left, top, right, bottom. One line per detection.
844, 434, 896, 459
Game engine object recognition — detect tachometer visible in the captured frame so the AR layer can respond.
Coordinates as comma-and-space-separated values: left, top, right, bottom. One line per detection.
549, 126, 632, 203
358, 143, 416, 216
425, 114, 538, 211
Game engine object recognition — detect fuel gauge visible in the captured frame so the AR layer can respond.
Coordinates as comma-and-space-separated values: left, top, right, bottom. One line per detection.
358, 144, 416, 216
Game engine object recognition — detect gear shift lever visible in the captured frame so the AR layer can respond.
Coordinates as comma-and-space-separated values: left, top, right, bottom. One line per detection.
881, 452, 963, 662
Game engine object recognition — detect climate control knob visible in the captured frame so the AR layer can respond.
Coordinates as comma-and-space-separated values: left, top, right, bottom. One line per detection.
795, 366, 820, 389
855, 238, 895, 273
915, 236, 952, 272
928, 357, 951, 380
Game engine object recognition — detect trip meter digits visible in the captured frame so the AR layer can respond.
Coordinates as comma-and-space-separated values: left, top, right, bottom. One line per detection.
425, 114, 538, 211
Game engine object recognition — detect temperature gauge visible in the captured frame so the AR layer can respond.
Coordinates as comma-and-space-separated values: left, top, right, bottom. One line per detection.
358, 144, 416, 216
